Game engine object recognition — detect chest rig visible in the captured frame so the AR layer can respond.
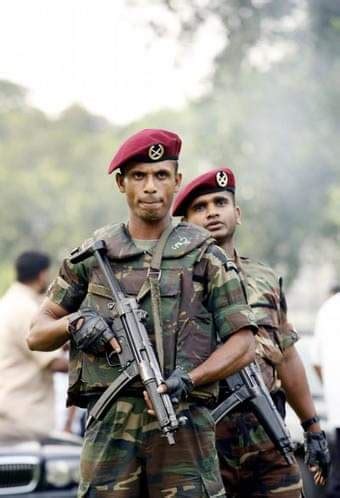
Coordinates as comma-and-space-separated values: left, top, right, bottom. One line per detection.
67, 222, 219, 407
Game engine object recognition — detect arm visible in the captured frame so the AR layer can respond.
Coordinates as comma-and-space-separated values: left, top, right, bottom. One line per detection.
189, 328, 255, 385
277, 344, 321, 431
28, 298, 70, 351
28, 256, 90, 351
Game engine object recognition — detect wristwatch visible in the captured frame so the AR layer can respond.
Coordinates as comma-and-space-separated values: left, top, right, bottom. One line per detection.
301, 415, 320, 431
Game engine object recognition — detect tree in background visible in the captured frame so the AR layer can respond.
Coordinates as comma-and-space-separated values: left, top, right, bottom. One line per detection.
130, 0, 340, 280
0, 1, 339, 291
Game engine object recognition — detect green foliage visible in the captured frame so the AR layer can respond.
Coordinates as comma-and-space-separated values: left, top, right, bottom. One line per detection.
0, 0, 339, 292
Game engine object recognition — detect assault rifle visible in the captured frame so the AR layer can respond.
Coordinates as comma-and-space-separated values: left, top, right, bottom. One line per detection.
70, 239, 183, 445
212, 362, 295, 464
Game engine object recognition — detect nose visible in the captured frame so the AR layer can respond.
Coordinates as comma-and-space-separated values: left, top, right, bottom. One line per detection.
144, 174, 157, 194
206, 203, 219, 218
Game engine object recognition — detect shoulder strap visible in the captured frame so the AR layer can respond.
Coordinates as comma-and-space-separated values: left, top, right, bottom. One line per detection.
150, 222, 175, 271
136, 223, 175, 373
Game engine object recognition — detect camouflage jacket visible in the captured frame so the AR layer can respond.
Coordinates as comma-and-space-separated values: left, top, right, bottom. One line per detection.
48, 222, 257, 406
235, 252, 299, 392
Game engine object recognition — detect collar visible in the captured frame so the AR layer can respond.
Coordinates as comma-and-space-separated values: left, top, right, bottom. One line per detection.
93, 221, 212, 261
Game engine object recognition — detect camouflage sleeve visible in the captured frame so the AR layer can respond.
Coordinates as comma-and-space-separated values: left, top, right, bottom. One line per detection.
203, 245, 258, 340
47, 257, 89, 312
278, 277, 299, 350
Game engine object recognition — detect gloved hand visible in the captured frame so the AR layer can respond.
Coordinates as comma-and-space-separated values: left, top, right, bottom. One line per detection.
68, 308, 116, 355
304, 430, 331, 486
164, 367, 195, 403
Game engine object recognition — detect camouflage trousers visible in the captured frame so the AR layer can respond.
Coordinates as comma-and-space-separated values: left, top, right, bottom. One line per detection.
215, 411, 303, 498
78, 396, 226, 498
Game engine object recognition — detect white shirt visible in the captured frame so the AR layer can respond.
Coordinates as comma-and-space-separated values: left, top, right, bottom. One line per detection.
0, 282, 60, 437
312, 292, 340, 429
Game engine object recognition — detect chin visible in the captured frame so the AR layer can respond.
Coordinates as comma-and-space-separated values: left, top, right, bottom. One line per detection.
140, 210, 164, 222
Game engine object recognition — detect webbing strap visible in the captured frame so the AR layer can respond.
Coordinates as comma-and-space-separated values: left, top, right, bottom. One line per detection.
148, 223, 175, 373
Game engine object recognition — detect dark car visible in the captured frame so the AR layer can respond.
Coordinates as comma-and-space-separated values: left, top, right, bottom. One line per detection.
0, 434, 81, 497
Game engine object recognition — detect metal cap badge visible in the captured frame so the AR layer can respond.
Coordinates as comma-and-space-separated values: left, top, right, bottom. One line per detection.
148, 144, 165, 161
216, 171, 229, 188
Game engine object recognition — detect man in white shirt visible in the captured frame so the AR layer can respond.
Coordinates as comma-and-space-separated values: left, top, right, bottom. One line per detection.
312, 286, 340, 498
0, 251, 68, 441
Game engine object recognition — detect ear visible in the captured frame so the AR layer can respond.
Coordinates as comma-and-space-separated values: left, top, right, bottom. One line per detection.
174, 172, 182, 193
115, 172, 126, 193
236, 205, 242, 225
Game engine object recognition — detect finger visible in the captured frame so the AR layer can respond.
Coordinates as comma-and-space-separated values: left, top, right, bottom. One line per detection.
157, 383, 167, 394
109, 337, 121, 353
147, 409, 156, 416
314, 472, 325, 487
143, 391, 154, 411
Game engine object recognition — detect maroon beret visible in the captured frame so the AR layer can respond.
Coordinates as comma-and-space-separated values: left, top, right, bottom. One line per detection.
172, 167, 236, 216
108, 128, 182, 174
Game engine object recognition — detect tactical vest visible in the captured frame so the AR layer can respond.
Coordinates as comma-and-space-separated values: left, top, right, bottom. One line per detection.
67, 222, 219, 407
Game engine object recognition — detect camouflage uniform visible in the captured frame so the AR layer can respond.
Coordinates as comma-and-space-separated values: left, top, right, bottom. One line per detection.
48, 223, 257, 498
216, 253, 303, 498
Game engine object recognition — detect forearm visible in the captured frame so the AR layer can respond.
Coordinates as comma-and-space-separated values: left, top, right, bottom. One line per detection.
189, 328, 255, 386
278, 345, 321, 432
28, 299, 71, 351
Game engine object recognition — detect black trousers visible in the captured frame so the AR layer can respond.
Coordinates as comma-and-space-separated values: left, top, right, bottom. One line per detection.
326, 428, 340, 498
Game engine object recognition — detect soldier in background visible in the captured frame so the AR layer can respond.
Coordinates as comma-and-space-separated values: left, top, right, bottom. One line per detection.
173, 167, 330, 498
28, 130, 258, 497
0, 251, 68, 440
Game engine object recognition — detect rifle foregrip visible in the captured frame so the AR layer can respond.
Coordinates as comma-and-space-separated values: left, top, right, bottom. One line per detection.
144, 378, 176, 445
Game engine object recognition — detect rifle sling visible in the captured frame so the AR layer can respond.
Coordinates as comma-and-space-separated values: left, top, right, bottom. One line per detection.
136, 222, 175, 374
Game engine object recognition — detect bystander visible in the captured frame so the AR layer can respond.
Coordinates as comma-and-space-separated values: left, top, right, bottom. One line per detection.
312, 285, 340, 498
0, 251, 68, 440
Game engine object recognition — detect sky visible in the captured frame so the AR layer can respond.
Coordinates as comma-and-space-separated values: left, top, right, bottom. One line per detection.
0, 0, 223, 124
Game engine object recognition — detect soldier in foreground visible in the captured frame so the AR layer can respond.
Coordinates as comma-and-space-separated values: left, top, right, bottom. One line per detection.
173, 167, 330, 498
28, 130, 258, 498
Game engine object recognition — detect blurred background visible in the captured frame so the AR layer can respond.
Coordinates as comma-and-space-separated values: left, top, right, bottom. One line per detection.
0, 1, 339, 496
0, 0, 339, 333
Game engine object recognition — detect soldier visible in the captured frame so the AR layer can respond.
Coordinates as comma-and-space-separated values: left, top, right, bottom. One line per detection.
28, 131, 258, 498
173, 167, 330, 498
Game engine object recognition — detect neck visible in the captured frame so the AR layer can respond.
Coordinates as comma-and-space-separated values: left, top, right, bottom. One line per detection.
127, 214, 172, 240
219, 238, 236, 260
18, 280, 41, 294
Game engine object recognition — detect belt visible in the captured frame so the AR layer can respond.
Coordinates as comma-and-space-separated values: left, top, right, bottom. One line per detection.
79, 389, 215, 409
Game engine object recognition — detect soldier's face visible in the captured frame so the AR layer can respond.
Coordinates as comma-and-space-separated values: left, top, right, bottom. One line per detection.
185, 191, 241, 244
116, 161, 182, 222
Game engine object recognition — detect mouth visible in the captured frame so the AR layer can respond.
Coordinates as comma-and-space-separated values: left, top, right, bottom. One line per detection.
205, 221, 224, 231
139, 200, 163, 207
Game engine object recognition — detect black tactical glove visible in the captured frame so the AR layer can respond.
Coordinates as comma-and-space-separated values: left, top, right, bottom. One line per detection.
68, 308, 116, 355
304, 431, 331, 482
164, 367, 195, 404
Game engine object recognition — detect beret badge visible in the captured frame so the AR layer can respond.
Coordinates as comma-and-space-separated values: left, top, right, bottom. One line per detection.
148, 143, 165, 161
216, 171, 229, 188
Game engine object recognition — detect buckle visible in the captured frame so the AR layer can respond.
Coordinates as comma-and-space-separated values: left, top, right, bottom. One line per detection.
147, 268, 162, 281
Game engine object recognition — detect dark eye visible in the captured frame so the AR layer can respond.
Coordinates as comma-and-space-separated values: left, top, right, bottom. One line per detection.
133, 171, 144, 180
157, 171, 168, 180
193, 204, 205, 212
216, 198, 228, 206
